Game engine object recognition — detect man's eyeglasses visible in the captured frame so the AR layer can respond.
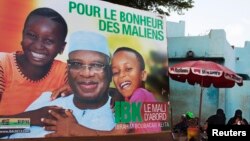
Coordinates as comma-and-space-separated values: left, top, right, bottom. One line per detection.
67, 60, 106, 73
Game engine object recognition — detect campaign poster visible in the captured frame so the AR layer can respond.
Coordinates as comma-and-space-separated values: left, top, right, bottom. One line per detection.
0, 0, 169, 139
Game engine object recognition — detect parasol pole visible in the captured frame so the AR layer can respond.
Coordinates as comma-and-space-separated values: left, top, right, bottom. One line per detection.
198, 87, 204, 126
199, 66, 205, 126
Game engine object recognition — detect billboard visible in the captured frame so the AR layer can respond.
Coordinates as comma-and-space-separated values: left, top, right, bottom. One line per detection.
0, 0, 169, 139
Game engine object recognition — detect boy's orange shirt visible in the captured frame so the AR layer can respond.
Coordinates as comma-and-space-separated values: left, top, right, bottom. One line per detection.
0, 52, 67, 115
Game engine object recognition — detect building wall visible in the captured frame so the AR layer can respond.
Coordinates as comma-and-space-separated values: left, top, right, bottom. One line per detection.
166, 21, 185, 37
218, 40, 250, 123
167, 21, 249, 126
229, 42, 250, 122
225, 82, 250, 123
235, 41, 250, 76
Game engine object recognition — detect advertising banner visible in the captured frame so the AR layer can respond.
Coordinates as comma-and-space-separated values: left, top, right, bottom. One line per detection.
0, 0, 169, 139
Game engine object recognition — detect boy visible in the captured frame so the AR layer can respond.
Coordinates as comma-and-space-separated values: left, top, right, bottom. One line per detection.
111, 47, 161, 133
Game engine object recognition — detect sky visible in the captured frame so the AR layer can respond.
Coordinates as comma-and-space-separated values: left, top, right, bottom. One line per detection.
167, 0, 250, 47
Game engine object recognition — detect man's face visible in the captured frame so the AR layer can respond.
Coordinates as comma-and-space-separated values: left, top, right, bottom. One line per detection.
21, 15, 66, 66
68, 50, 110, 103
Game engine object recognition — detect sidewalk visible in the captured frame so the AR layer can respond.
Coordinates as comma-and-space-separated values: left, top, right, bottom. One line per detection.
0, 131, 175, 141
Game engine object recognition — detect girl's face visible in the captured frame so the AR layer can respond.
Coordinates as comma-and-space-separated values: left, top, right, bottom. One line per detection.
21, 15, 66, 66
112, 51, 146, 99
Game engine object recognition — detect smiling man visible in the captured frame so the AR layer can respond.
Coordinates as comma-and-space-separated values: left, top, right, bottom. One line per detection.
6, 31, 115, 139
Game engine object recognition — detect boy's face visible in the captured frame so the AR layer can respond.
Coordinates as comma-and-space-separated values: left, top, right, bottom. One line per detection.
112, 51, 146, 99
21, 15, 66, 66
68, 50, 109, 104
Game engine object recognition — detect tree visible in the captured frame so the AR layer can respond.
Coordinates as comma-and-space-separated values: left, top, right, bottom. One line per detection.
102, 0, 194, 16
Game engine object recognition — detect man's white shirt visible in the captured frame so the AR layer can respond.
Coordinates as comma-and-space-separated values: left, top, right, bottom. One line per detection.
7, 92, 115, 139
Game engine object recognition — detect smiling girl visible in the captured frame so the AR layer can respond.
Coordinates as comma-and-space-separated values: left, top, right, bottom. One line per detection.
0, 7, 68, 115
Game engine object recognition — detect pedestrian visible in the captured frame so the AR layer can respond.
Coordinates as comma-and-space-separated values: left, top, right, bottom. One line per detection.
227, 109, 248, 125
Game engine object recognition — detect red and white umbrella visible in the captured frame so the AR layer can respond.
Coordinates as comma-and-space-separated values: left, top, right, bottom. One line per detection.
168, 60, 243, 123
